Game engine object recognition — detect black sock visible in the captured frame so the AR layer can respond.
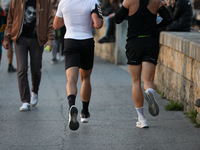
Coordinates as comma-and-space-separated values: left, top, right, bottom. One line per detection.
68, 95, 76, 108
82, 101, 90, 114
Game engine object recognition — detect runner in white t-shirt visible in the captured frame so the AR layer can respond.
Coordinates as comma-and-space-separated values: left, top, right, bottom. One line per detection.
54, 0, 103, 131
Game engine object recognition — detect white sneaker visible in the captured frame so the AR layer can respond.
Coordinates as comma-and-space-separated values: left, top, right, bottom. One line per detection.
144, 91, 159, 116
59, 56, 65, 62
20, 102, 30, 111
68, 105, 79, 131
80, 110, 90, 123
31, 92, 38, 107
136, 118, 149, 128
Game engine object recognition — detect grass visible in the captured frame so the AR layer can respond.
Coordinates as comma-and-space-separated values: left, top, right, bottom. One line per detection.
184, 109, 200, 128
165, 99, 184, 111
154, 85, 200, 128
195, 123, 200, 128
184, 109, 198, 123
161, 92, 166, 99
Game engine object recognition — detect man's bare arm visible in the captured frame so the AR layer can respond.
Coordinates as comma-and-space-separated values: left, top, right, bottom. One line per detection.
53, 16, 64, 30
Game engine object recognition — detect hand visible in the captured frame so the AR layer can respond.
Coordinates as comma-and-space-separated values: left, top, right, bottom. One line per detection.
91, 22, 94, 28
44, 40, 54, 51
3, 40, 11, 50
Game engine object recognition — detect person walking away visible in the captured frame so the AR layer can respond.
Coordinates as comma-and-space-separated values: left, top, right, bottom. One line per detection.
51, 3, 61, 64
0, 5, 6, 65
98, 0, 124, 43
53, 0, 103, 130
1, 0, 17, 72
115, 0, 172, 128
3, 0, 55, 111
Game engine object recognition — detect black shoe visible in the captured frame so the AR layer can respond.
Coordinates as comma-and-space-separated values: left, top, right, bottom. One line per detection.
68, 105, 79, 131
98, 35, 115, 43
51, 58, 57, 64
8, 64, 17, 73
80, 110, 90, 123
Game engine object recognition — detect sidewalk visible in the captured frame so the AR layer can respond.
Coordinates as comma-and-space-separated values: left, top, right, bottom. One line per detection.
0, 50, 200, 150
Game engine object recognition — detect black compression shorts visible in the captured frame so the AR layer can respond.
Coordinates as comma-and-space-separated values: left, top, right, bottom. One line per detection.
125, 37, 159, 65
64, 38, 94, 70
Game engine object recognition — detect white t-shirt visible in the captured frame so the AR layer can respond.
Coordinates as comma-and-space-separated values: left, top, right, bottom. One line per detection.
56, 0, 99, 40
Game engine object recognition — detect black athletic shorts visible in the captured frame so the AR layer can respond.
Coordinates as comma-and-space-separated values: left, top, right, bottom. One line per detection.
64, 38, 94, 70
125, 37, 159, 65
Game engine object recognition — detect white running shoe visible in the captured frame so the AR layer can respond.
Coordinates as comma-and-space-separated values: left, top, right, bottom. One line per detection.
136, 118, 149, 128
80, 110, 90, 123
20, 102, 30, 111
144, 90, 159, 116
68, 105, 79, 131
31, 92, 38, 107
59, 56, 65, 62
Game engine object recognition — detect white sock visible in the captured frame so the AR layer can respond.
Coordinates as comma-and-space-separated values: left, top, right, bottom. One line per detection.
146, 88, 155, 95
136, 107, 145, 121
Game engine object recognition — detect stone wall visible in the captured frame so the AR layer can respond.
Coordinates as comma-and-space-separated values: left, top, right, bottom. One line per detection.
155, 32, 200, 123
94, 19, 128, 65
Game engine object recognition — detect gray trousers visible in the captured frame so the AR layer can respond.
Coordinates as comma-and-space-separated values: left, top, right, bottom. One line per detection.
15, 36, 43, 103
52, 38, 61, 60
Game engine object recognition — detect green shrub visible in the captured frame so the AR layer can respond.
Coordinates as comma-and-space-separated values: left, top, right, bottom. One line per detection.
195, 123, 200, 128
161, 92, 166, 99
184, 109, 198, 124
165, 100, 184, 111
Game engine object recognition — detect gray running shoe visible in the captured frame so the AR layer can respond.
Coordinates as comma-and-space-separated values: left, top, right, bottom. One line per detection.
30, 92, 38, 107
68, 105, 79, 131
144, 91, 159, 116
194, 99, 200, 107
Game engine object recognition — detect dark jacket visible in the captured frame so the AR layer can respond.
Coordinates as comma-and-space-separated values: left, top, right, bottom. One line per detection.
4, 0, 55, 46
166, 0, 193, 31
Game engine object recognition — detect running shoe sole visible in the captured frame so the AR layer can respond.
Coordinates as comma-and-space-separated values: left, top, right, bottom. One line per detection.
136, 119, 149, 128
19, 107, 30, 111
68, 106, 79, 131
194, 99, 200, 107
19, 105, 30, 111
144, 91, 159, 116
136, 124, 149, 129
80, 117, 90, 123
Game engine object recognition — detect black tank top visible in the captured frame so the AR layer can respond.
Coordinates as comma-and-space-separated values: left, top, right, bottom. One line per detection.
127, 0, 157, 40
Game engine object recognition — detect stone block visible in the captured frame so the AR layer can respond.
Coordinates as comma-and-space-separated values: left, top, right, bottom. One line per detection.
185, 40, 190, 56
159, 32, 164, 44
181, 39, 187, 54
175, 52, 184, 75
195, 44, 200, 62
192, 60, 198, 84
189, 41, 197, 59
94, 18, 127, 65
195, 87, 200, 100
171, 35, 176, 50
186, 57, 193, 81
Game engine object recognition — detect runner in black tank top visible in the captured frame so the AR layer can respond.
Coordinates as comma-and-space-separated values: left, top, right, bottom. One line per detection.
115, 0, 172, 128
127, 0, 157, 39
